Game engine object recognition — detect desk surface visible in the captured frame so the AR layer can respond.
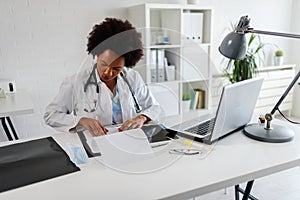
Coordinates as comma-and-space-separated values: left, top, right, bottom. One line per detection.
1, 113, 300, 200
0, 90, 34, 117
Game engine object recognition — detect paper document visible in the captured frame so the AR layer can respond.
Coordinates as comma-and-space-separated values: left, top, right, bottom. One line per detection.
82, 126, 128, 154
92, 128, 154, 168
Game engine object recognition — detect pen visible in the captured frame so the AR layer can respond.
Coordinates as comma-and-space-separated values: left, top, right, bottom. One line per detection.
151, 142, 168, 148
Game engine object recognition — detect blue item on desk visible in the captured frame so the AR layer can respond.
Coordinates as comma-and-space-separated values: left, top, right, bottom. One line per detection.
70, 146, 89, 165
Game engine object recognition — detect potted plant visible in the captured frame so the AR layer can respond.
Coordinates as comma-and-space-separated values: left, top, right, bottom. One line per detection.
182, 92, 191, 112
274, 50, 284, 66
224, 34, 265, 83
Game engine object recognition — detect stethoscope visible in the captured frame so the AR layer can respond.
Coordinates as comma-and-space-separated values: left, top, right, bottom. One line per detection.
84, 64, 142, 113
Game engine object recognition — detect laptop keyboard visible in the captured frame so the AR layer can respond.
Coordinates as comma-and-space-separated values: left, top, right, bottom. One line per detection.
184, 118, 215, 136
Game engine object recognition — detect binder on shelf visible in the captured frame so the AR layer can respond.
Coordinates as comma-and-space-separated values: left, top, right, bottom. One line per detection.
150, 49, 166, 83
182, 13, 192, 40
182, 13, 203, 43
150, 49, 157, 82
191, 13, 203, 42
157, 49, 165, 82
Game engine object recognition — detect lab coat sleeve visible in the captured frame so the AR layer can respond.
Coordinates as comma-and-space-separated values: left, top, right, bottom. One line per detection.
131, 70, 162, 122
44, 76, 81, 132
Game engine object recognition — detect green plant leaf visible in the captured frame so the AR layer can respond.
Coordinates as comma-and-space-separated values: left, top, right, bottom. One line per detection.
254, 43, 264, 54
248, 34, 256, 47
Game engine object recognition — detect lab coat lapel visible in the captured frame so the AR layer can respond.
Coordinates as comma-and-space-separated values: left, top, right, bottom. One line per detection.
117, 76, 135, 121
97, 82, 113, 125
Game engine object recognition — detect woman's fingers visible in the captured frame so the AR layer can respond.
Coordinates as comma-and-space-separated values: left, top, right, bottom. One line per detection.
91, 120, 108, 136
121, 118, 143, 130
79, 117, 108, 136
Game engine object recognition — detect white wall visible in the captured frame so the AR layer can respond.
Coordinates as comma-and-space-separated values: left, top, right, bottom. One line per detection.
207, 0, 293, 69
0, 0, 295, 139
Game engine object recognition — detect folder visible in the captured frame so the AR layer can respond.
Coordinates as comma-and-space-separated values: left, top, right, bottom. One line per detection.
150, 49, 157, 82
157, 49, 166, 82
182, 12, 203, 43
150, 49, 166, 82
190, 13, 203, 42
0, 137, 80, 193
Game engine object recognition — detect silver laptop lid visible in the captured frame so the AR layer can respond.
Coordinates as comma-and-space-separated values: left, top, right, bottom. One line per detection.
207, 77, 264, 143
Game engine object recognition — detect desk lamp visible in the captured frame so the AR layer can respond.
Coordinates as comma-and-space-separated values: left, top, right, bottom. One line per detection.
219, 15, 300, 143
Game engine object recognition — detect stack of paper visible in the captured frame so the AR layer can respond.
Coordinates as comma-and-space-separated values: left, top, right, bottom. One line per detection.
84, 129, 154, 169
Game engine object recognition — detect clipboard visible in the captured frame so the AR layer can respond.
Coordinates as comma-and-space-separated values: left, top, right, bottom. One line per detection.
78, 124, 179, 158
77, 131, 101, 158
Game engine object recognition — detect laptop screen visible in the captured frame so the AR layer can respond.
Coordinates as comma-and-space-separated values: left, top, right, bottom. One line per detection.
207, 77, 264, 143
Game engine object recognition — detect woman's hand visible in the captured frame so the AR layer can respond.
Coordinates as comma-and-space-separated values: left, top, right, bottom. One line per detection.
120, 115, 149, 131
79, 117, 108, 136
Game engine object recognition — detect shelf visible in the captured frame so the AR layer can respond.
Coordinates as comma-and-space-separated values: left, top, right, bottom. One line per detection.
144, 3, 213, 10
148, 80, 181, 85
182, 42, 211, 47
145, 43, 211, 49
256, 64, 295, 72
181, 78, 209, 83
145, 44, 181, 49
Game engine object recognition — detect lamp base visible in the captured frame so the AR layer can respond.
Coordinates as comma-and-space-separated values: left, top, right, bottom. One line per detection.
243, 123, 294, 143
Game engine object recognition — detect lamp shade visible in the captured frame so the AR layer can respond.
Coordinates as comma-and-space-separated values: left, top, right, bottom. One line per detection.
219, 31, 247, 60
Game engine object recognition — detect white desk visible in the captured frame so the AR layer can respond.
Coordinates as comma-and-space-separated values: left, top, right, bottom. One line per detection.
0, 90, 34, 140
0, 114, 300, 199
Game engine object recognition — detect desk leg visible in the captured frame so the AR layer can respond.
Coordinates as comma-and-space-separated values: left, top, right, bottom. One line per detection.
235, 180, 258, 200
235, 185, 240, 200
1, 117, 13, 141
6, 117, 19, 140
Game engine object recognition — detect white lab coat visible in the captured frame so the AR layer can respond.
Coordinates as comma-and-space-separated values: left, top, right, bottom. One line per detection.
44, 67, 161, 132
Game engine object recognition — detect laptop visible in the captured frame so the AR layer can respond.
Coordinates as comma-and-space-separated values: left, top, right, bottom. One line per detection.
169, 77, 264, 144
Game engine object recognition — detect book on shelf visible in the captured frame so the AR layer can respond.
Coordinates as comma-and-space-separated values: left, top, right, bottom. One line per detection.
189, 90, 196, 110
190, 88, 205, 110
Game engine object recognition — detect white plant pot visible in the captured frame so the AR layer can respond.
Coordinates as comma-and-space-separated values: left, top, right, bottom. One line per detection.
187, 0, 199, 4
274, 56, 284, 66
168, 0, 186, 4
182, 100, 191, 113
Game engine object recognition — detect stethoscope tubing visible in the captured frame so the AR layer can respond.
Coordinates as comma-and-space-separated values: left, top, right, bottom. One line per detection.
84, 65, 142, 113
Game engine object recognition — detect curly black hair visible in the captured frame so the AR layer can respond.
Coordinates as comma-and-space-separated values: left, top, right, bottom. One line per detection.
87, 18, 143, 68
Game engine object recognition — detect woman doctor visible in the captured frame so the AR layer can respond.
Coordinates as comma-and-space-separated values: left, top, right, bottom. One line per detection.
44, 18, 161, 136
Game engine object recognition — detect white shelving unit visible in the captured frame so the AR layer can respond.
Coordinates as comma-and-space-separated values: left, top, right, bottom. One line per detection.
255, 64, 296, 115
128, 3, 213, 116
211, 64, 296, 116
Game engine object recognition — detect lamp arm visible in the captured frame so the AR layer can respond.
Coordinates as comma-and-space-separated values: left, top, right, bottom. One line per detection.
269, 70, 300, 115
247, 29, 300, 39
245, 28, 300, 115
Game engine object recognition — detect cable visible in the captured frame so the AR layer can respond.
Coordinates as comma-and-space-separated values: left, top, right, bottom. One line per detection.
277, 109, 300, 124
